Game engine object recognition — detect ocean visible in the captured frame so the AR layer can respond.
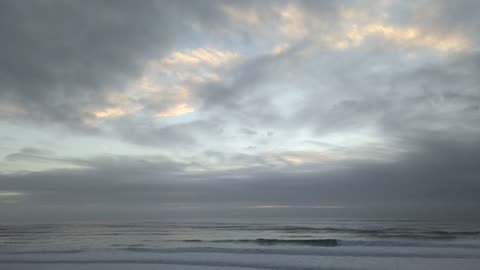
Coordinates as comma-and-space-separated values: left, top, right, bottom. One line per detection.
0, 218, 479, 269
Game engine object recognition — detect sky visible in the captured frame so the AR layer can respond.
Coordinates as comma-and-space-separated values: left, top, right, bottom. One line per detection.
0, 0, 479, 222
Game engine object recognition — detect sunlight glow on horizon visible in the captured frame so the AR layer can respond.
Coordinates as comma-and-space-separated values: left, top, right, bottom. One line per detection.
252, 205, 344, 209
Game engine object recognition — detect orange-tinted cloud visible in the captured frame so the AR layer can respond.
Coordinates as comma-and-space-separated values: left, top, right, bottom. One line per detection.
94, 106, 142, 119
155, 103, 194, 117
328, 23, 468, 52
161, 48, 239, 67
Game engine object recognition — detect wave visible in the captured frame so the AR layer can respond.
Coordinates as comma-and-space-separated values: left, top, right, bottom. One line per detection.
214, 238, 338, 246
0, 249, 84, 254
124, 246, 480, 259
173, 238, 480, 249
0, 258, 352, 270
1, 224, 478, 241
338, 240, 480, 249
277, 227, 480, 240
1, 246, 478, 260
181, 224, 480, 236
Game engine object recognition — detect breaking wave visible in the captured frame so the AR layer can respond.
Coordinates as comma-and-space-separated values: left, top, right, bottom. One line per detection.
173, 238, 480, 249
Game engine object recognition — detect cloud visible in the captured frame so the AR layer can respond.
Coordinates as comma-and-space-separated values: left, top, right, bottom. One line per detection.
94, 107, 141, 119
414, 0, 480, 38
0, 0, 225, 131
161, 48, 240, 68
5, 147, 55, 162
1, 0, 480, 222
326, 23, 468, 51
107, 118, 217, 147
0, 191, 24, 197
1, 133, 479, 222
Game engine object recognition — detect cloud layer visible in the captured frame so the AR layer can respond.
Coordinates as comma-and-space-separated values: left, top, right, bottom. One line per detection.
1, 0, 479, 222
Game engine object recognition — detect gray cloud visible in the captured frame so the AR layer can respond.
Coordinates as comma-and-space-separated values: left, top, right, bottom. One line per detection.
194, 42, 480, 145
1, 0, 480, 222
1, 132, 479, 222
0, 0, 225, 131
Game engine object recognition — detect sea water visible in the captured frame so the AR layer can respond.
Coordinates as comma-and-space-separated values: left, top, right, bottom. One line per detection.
1, 218, 479, 269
